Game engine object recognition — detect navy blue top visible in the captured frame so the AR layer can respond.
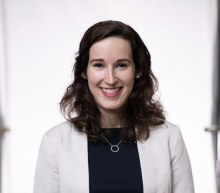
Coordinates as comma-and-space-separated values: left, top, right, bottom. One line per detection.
88, 128, 143, 193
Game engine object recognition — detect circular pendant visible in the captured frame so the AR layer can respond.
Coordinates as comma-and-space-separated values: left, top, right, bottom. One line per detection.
111, 145, 119, 153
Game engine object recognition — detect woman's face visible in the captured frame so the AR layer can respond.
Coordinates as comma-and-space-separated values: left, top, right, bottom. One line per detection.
83, 37, 139, 113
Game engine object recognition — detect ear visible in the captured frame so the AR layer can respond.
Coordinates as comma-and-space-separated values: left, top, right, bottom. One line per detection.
135, 71, 142, 79
81, 72, 87, 79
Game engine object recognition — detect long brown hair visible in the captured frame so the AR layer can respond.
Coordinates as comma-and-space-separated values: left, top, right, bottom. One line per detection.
60, 20, 166, 144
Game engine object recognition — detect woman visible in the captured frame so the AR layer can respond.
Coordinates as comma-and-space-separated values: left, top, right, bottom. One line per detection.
34, 20, 194, 193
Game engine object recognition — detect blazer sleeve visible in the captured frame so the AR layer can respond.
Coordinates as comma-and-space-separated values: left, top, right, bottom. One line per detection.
34, 131, 59, 193
170, 125, 195, 193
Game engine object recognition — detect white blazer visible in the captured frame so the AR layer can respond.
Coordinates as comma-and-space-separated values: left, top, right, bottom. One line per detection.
34, 121, 194, 193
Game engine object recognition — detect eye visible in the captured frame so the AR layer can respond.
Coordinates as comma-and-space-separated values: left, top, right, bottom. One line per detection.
94, 63, 103, 68
118, 63, 127, 68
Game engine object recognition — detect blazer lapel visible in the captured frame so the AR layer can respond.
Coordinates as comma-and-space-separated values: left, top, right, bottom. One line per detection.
68, 125, 89, 193
135, 127, 146, 152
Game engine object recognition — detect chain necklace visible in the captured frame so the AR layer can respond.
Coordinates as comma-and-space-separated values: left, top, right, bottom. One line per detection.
101, 132, 127, 153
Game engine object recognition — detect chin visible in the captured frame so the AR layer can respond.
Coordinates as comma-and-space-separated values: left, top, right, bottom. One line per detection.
100, 103, 124, 111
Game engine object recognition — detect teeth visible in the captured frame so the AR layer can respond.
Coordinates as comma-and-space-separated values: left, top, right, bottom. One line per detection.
101, 88, 121, 94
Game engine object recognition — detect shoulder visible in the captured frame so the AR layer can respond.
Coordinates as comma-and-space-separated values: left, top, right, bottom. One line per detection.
147, 120, 184, 151
149, 120, 181, 139
144, 120, 188, 161
43, 121, 77, 147
150, 120, 187, 156
46, 121, 73, 135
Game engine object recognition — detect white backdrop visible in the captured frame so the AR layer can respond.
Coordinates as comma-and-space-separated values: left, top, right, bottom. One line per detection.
0, 0, 217, 192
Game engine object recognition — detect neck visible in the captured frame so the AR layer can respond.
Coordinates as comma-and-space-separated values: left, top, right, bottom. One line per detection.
100, 108, 125, 128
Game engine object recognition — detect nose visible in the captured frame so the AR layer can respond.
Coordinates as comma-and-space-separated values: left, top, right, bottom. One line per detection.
104, 68, 118, 85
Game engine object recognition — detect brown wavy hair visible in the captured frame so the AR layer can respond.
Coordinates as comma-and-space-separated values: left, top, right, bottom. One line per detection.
60, 20, 166, 144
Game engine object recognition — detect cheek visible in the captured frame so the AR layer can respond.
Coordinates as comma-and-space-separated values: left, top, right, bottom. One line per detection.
87, 72, 102, 90
122, 73, 135, 89
126, 79, 134, 91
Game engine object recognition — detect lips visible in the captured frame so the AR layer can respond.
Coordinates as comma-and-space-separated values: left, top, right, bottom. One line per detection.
100, 87, 123, 97
101, 87, 122, 94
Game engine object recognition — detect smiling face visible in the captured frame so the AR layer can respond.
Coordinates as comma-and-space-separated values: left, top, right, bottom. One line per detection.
83, 37, 140, 113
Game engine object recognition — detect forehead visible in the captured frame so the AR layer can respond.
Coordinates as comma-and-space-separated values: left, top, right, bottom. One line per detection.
89, 37, 133, 60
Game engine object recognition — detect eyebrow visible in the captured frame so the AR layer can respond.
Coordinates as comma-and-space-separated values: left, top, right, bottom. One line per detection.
90, 59, 104, 63
90, 58, 131, 63
117, 59, 131, 63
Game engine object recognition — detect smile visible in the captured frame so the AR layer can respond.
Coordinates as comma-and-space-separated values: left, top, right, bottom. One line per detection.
100, 87, 123, 97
